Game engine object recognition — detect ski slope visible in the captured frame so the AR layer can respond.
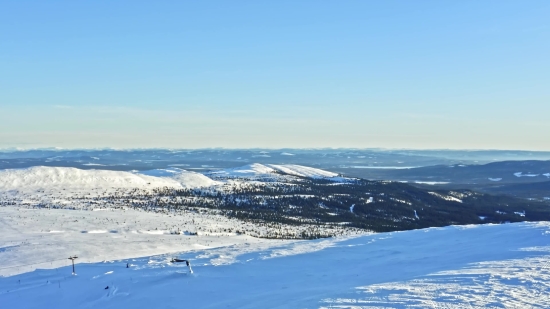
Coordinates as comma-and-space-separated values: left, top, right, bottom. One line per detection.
1, 219, 549, 308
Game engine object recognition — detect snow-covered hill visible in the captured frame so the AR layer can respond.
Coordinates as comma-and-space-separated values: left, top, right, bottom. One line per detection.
1, 217, 549, 308
206, 163, 340, 180
137, 168, 221, 188
0, 166, 219, 194
0, 164, 337, 194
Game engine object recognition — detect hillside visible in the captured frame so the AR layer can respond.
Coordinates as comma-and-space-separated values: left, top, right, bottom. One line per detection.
0, 166, 219, 194
1, 165, 548, 238
1, 221, 549, 308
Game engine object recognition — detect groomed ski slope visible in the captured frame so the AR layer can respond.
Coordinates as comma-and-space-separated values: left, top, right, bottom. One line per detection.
2, 221, 549, 308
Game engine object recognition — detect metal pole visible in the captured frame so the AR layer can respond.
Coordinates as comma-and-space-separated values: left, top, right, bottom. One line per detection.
68, 256, 78, 274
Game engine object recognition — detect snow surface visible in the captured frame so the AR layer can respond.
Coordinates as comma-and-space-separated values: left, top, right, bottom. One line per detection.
428, 192, 463, 203
0, 206, 288, 277
414, 181, 450, 185
514, 172, 540, 177
0, 164, 340, 197
0, 166, 219, 195
207, 163, 339, 179
166, 170, 220, 188
343, 166, 418, 169
2, 217, 550, 308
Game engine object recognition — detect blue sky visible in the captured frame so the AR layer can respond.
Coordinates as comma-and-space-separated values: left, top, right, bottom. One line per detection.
1, 1, 549, 149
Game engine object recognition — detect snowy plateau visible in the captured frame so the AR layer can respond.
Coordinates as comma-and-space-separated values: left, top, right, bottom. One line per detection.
1, 164, 550, 308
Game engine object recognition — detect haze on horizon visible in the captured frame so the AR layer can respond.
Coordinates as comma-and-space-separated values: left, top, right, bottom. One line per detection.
1, 1, 549, 151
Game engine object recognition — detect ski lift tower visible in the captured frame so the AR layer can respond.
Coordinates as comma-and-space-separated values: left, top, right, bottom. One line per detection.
68, 256, 78, 275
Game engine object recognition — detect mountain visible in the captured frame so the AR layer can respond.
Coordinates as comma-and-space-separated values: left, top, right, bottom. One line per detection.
0, 166, 219, 194
205, 163, 340, 180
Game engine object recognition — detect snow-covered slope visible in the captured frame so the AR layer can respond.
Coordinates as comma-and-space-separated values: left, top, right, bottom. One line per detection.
0, 166, 219, 193
0, 206, 282, 277
207, 163, 276, 178
138, 168, 221, 188
1, 219, 549, 308
0, 164, 335, 196
269, 164, 338, 178
207, 163, 339, 179
168, 170, 221, 188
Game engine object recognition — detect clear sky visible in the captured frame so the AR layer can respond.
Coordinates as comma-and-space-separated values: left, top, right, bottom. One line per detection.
1, 1, 549, 150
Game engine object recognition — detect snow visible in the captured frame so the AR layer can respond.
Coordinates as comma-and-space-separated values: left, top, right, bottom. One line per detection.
514, 211, 526, 217
0, 206, 285, 277
167, 170, 221, 189
428, 192, 463, 203
343, 166, 418, 169
269, 164, 338, 178
514, 172, 539, 177
136, 168, 182, 177
2, 164, 550, 307
207, 163, 339, 179
2, 219, 550, 308
208, 163, 276, 178
0, 166, 219, 196
0, 167, 180, 193
414, 181, 450, 185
